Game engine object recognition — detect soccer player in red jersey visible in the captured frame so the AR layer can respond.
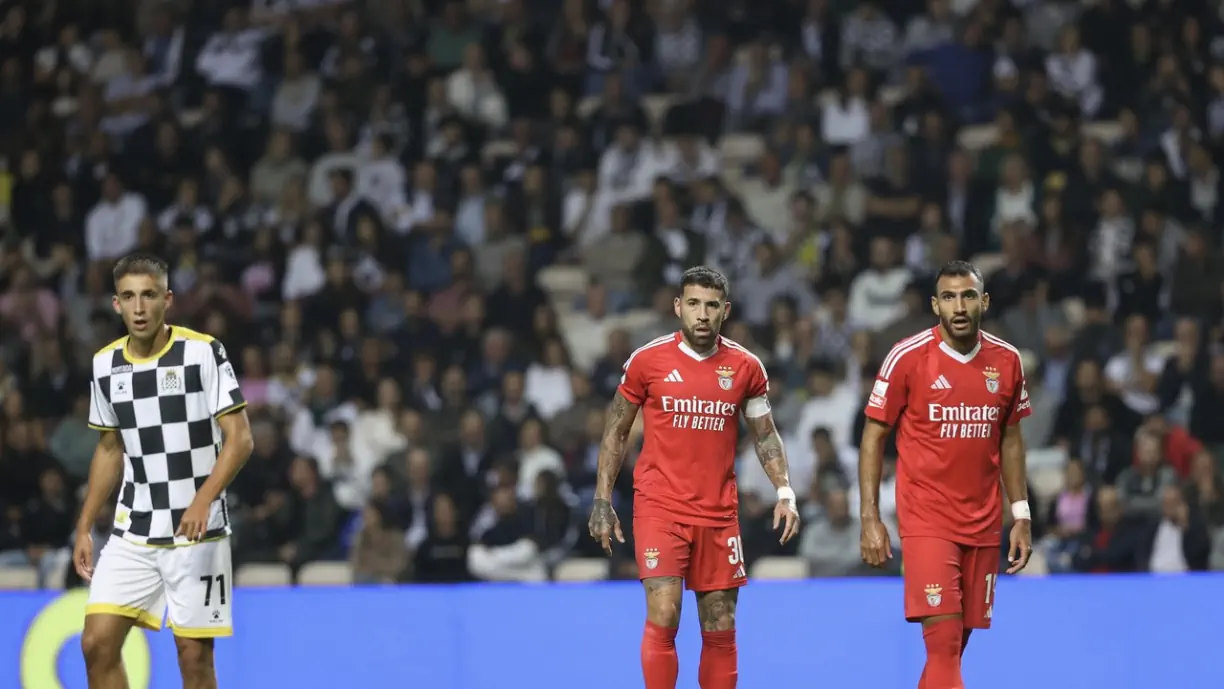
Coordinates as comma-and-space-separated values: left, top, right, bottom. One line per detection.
588, 266, 800, 689
858, 261, 1033, 689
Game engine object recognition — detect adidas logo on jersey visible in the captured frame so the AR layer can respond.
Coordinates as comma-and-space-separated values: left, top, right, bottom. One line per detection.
930, 375, 952, 390
664, 369, 684, 383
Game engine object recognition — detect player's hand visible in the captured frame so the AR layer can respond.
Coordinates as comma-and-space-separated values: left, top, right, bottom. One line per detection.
1006, 519, 1032, 574
587, 498, 624, 556
773, 497, 800, 544
175, 500, 210, 542
860, 517, 893, 568
73, 531, 94, 582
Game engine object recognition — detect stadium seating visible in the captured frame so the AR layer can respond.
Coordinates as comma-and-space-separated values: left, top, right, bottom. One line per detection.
553, 558, 611, 583
297, 561, 355, 587
0, 566, 38, 591
235, 564, 293, 588
750, 557, 811, 581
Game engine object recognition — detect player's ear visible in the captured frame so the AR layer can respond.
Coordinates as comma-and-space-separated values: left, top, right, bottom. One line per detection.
722, 300, 731, 320
165, 289, 175, 310
929, 296, 938, 317
981, 292, 990, 313
673, 296, 682, 318
111, 295, 122, 314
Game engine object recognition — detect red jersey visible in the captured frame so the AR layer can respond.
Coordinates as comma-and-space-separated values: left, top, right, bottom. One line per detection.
618, 332, 770, 526
864, 327, 1031, 547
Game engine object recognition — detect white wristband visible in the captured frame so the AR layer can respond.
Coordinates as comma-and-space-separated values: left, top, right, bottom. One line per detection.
1011, 500, 1031, 521
777, 486, 796, 502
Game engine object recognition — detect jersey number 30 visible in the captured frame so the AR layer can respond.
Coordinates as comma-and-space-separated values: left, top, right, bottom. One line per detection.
726, 536, 745, 565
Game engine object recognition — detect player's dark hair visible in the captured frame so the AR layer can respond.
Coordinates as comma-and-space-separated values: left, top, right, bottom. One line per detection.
680, 266, 730, 300
933, 260, 984, 293
112, 254, 169, 289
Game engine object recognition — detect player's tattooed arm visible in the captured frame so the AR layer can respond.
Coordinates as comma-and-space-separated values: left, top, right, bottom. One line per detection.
745, 412, 790, 489
594, 391, 640, 500
589, 391, 640, 554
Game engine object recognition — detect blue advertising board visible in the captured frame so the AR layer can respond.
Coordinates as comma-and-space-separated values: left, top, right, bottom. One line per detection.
3, 575, 1219, 689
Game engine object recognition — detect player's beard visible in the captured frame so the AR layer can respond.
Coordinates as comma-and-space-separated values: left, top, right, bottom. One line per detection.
683, 320, 719, 351
941, 309, 980, 343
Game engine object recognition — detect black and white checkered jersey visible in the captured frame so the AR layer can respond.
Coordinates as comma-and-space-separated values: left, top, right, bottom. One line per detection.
88, 326, 247, 546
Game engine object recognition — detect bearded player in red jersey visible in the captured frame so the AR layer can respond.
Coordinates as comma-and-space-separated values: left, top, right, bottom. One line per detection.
859, 261, 1033, 689
588, 266, 800, 689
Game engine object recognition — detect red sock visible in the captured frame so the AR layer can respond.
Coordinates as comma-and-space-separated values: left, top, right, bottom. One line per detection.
920, 618, 965, 689
698, 629, 737, 689
641, 621, 679, 689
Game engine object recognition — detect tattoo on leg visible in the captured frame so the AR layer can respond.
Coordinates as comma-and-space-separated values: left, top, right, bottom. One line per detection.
643, 577, 684, 626
695, 589, 738, 632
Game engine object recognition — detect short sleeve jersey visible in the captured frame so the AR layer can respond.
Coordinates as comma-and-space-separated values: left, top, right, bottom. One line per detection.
863, 327, 1031, 546
89, 326, 247, 546
618, 332, 770, 526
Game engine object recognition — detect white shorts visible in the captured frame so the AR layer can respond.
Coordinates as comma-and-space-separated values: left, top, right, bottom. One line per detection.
86, 535, 233, 638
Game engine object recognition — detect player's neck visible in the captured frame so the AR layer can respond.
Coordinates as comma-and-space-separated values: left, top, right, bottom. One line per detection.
680, 333, 717, 356
937, 324, 979, 355
127, 324, 172, 358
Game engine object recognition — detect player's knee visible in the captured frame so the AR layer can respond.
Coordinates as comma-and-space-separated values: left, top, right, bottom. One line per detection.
921, 615, 964, 657
80, 625, 122, 671
174, 637, 216, 680
644, 577, 683, 627
696, 590, 737, 632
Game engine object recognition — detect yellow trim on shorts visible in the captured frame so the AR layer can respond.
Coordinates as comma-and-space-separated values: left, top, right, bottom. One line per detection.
170, 623, 233, 639
85, 604, 163, 631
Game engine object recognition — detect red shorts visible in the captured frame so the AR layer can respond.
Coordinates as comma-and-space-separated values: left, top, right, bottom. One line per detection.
902, 536, 999, 629
632, 516, 748, 592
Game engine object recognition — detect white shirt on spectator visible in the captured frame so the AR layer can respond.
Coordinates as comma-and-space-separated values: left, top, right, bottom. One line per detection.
1149, 519, 1189, 573
35, 42, 93, 75
85, 193, 146, 261
357, 156, 408, 223
847, 265, 912, 332
446, 69, 508, 131
195, 28, 266, 91
523, 363, 574, 421
308, 151, 361, 207
993, 181, 1036, 232
281, 243, 326, 300
793, 385, 860, 453
596, 142, 665, 207
821, 96, 870, 147
271, 72, 321, 132
517, 444, 567, 502
1045, 49, 1102, 118
1103, 348, 1167, 416
100, 72, 158, 137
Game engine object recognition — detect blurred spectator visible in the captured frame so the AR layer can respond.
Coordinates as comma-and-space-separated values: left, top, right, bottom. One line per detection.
1115, 430, 1179, 517
468, 483, 546, 582
1137, 485, 1210, 573
350, 502, 408, 584
799, 489, 864, 577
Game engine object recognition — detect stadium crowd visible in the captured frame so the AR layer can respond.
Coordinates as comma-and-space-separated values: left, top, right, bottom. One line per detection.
2, 0, 1224, 588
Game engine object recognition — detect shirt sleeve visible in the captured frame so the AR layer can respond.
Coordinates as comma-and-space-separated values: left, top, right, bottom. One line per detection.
617, 350, 649, 405
88, 376, 119, 431
743, 353, 771, 419
1008, 354, 1032, 425
203, 339, 247, 417
863, 345, 914, 426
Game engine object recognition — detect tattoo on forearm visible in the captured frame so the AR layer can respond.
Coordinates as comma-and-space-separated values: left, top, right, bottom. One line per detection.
750, 416, 790, 489
695, 589, 738, 632
595, 393, 637, 496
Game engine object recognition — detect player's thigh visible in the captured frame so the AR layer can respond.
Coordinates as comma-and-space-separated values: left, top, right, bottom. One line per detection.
958, 545, 1000, 630
687, 522, 748, 593
901, 536, 964, 622
633, 517, 693, 580
161, 537, 234, 638
86, 537, 166, 632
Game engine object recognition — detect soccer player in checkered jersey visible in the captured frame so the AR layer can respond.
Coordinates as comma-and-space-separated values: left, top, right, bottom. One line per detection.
75, 254, 254, 689
859, 261, 1033, 689
588, 266, 800, 689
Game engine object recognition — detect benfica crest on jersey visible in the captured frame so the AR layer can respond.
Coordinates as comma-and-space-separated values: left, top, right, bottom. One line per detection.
716, 366, 734, 390
925, 584, 943, 607
643, 548, 660, 570
983, 367, 1000, 394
